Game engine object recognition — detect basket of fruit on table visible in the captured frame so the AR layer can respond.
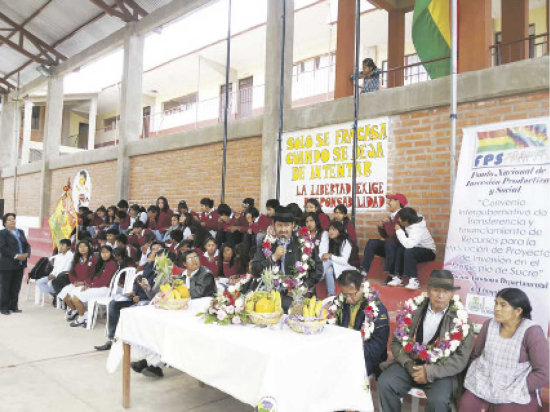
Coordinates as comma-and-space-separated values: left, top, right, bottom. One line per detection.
154, 279, 191, 310
287, 296, 328, 335
245, 290, 283, 325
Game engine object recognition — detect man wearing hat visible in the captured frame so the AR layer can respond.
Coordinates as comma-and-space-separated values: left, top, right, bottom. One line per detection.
361, 193, 407, 284
377, 270, 474, 412
250, 205, 323, 312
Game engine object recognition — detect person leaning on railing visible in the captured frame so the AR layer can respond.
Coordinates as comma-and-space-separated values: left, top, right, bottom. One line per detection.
351, 57, 381, 93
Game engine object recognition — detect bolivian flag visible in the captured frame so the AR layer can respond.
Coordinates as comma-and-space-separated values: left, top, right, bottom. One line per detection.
412, 0, 451, 79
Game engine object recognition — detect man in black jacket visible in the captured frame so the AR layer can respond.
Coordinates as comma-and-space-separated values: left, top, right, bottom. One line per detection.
335, 270, 389, 377
250, 206, 323, 312
0, 213, 31, 315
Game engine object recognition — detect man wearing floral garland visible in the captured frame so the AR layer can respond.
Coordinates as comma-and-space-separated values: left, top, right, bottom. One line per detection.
377, 270, 474, 412
331, 270, 389, 377
250, 205, 323, 312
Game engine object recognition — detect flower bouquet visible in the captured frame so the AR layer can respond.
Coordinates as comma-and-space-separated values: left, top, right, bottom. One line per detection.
197, 274, 251, 325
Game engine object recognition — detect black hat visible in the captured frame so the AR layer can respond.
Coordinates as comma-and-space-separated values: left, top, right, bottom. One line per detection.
272, 206, 295, 223
427, 270, 460, 290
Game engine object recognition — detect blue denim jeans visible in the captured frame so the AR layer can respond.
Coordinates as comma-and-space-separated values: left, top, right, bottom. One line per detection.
322, 260, 336, 296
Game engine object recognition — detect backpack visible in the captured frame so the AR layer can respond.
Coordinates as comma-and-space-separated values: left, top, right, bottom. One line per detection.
28, 257, 53, 280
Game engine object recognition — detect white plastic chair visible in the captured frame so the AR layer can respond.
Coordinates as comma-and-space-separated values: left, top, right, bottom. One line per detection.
87, 267, 137, 330
26, 278, 46, 306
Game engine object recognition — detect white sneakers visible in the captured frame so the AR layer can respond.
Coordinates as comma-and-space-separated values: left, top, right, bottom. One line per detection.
405, 278, 420, 290
387, 276, 403, 287
387, 276, 420, 290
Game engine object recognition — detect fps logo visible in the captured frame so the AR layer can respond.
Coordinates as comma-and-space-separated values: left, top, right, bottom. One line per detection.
474, 153, 503, 167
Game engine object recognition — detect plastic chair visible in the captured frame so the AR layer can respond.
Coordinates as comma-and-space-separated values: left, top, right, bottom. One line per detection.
87, 267, 137, 330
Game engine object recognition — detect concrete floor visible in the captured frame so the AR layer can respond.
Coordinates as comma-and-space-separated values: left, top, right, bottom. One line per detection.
0, 282, 253, 412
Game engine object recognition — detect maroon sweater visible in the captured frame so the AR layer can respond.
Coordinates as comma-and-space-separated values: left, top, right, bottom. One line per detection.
69, 256, 99, 285
200, 253, 219, 276
318, 212, 330, 231
472, 318, 549, 392
90, 260, 118, 288
157, 209, 174, 231
249, 214, 272, 235
221, 259, 240, 278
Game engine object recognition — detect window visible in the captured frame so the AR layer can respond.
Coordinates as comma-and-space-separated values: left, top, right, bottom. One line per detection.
237, 77, 253, 119
104, 115, 120, 131
404, 54, 430, 84
162, 93, 197, 114
31, 106, 41, 130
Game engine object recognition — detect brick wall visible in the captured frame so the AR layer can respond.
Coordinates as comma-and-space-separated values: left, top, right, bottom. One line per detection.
129, 136, 262, 212
2, 172, 41, 216
49, 161, 118, 214
354, 90, 549, 260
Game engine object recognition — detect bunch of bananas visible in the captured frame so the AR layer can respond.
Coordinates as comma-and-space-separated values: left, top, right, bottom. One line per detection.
302, 296, 327, 319
159, 279, 190, 301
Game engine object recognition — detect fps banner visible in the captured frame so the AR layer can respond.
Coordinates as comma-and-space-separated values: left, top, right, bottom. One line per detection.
444, 117, 550, 333
280, 118, 389, 213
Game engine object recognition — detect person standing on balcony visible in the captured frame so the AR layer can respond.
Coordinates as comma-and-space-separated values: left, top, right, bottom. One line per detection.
352, 57, 381, 93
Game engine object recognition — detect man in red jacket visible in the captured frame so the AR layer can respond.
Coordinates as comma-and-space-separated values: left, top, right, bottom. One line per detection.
361, 193, 407, 284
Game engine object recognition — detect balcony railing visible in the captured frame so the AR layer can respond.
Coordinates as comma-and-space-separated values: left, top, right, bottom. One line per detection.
381, 56, 450, 89
491, 33, 548, 66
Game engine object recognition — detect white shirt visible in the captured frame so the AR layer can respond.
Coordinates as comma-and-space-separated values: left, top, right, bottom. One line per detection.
49, 251, 74, 277
422, 303, 448, 345
184, 268, 199, 289
318, 231, 355, 277
183, 226, 192, 240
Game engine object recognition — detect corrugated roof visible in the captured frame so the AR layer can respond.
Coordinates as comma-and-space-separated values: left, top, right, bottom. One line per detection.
0, 0, 171, 91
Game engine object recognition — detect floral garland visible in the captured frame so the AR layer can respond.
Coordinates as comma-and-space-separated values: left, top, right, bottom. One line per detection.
197, 274, 251, 325
262, 226, 315, 291
393, 292, 470, 364
326, 281, 380, 341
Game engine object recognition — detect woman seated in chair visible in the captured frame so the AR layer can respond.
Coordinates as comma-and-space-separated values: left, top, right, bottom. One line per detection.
459, 288, 549, 412
67, 245, 118, 328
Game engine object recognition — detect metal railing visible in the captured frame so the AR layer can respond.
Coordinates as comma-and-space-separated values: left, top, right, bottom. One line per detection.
490, 33, 548, 66
381, 56, 451, 88
291, 64, 335, 107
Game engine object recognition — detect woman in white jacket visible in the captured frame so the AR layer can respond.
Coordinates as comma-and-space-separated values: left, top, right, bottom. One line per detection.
319, 221, 356, 296
387, 207, 436, 290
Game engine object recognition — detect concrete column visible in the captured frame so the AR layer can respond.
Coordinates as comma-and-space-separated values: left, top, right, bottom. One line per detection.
260, 0, 294, 208
61, 107, 71, 146
0, 100, 18, 170
501, 0, 529, 64
88, 97, 97, 150
116, 25, 144, 201
21, 100, 33, 164
387, 9, 405, 88
334, 0, 355, 98
39, 75, 64, 224
458, 0, 492, 73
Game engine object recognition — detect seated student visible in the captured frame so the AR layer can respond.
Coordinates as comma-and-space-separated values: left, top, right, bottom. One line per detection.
146, 205, 162, 239
200, 237, 219, 276
113, 246, 135, 269
333, 204, 357, 244
246, 206, 272, 236
133, 249, 216, 378
459, 288, 549, 412
114, 234, 138, 263
232, 197, 254, 232
362, 193, 407, 283
95, 231, 107, 252
199, 197, 219, 238
319, 221, 356, 296
58, 240, 98, 322
105, 228, 118, 249
218, 243, 240, 278
387, 207, 436, 290
128, 204, 146, 231
156, 196, 174, 232
137, 235, 160, 269
287, 202, 304, 225
334, 270, 389, 376
165, 229, 183, 254
179, 212, 194, 240
106, 206, 118, 228
92, 206, 108, 232
117, 199, 129, 214
162, 214, 181, 242
265, 198, 280, 219
305, 198, 330, 230
94, 245, 161, 352
36, 239, 74, 297
378, 270, 474, 412
174, 239, 194, 268
127, 221, 152, 248
304, 212, 324, 250
117, 210, 129, 234
68, 245, 118, 327
215, 203, 242, 247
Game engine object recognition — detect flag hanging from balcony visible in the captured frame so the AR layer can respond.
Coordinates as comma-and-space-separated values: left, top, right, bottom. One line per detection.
412, 0, 451, 79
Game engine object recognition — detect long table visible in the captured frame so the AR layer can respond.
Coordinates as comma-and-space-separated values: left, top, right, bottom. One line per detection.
107, 298, 374, 412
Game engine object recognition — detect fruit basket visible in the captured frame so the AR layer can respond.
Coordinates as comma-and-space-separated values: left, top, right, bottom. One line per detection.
154, 296, 191, 310
153, 280, 191, 311
287, 296, 328, 334
245, 290, 283, 325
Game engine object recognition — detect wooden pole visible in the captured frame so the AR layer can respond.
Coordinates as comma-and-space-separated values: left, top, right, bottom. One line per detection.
122, 343, 131, 408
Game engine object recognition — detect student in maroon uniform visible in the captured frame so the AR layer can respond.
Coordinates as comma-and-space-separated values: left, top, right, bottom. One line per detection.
218, 243, 240, 278
69, 245, 118, 327
105, 228, 118, 249
163, 214, 181, 242
233, 197, 254, 232
166, 229, 183, 254
118, 209, 131, 233
333, 204, 357, 244
115, 233, 138, 262
305, 199, 330, 231
106, 206, 118, 226
92, 206, 108, 231
200, 237, 219, 276
215, 203, 242, 247
146, 205, 159, 231
199, 198, 219, 237
265, 199, 280, 218
128, 221, 153, 248
304, 212, 324, 253
113, 246, 135, 269
156, 196, 174, 231
59, 240, 98, 322
179, 212, 194, 240
246, 206, 272, 235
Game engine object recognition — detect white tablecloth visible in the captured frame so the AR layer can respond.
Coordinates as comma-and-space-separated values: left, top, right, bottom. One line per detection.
107, 298, 373, 412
